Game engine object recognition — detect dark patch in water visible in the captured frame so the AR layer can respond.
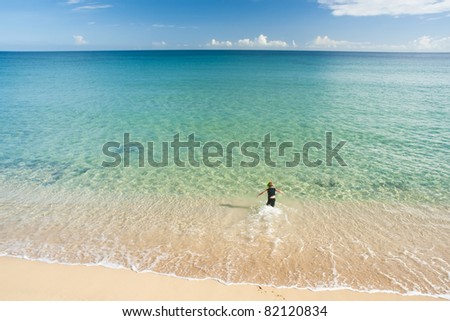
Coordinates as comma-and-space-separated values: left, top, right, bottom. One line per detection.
314, 178, 339, 188
373, 179, 409, 191
0, 157, 89, 186
75, 167, 89, 175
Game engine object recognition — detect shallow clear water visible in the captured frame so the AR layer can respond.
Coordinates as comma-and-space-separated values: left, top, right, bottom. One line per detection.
0, 51, 449, 298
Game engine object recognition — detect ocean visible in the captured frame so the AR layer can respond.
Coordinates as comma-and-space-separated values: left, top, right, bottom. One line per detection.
0, 50, 449, 298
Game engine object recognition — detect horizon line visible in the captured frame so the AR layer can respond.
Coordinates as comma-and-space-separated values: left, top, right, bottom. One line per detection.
1, 49, 449, 54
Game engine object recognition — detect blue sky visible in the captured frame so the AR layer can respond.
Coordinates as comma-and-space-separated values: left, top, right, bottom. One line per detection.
1, 0, 450, 51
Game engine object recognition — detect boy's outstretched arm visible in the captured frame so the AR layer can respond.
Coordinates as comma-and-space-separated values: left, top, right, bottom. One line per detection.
276, 188, 284, 194
257, 190, 267, 197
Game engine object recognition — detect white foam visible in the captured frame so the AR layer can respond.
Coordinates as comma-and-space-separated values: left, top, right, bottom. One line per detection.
256, 203, 283, 216
2, 190, 449, 301
1, 254, 449, 300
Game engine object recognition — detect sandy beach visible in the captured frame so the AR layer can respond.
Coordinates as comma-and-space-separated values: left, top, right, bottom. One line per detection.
0, 257, 442, 301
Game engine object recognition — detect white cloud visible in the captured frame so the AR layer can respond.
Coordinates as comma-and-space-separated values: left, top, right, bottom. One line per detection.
308, 35, 450, 52
73, 35, 87, 45
152, 41, 167, 47
309, 35, 367, 49
208, 34, 290, 49
237, 34, 288, 48
318, 0, 450, 16
311, 35, 340, 48
73, 5, 112, 11
152, 24, 176, 28
209, 39, 233, 47
414, 36, 434, 49
411, 35, 450, 50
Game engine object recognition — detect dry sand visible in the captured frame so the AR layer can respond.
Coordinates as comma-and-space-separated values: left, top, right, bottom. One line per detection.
0, 257, 442, 301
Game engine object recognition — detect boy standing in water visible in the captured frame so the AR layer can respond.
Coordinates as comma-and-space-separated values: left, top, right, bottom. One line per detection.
257, 181, 283, 207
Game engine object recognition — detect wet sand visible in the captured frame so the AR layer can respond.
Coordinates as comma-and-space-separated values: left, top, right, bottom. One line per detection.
0, 257, 440, 301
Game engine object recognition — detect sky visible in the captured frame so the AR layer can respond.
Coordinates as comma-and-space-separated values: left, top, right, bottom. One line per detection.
1, 0, 450, 51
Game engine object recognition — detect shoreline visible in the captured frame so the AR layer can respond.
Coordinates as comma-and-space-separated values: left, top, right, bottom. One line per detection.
0, 257, 444, 301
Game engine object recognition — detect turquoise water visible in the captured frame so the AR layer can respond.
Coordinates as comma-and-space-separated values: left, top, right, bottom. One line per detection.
0, 51, 449, 298
1, 51, 449, 202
